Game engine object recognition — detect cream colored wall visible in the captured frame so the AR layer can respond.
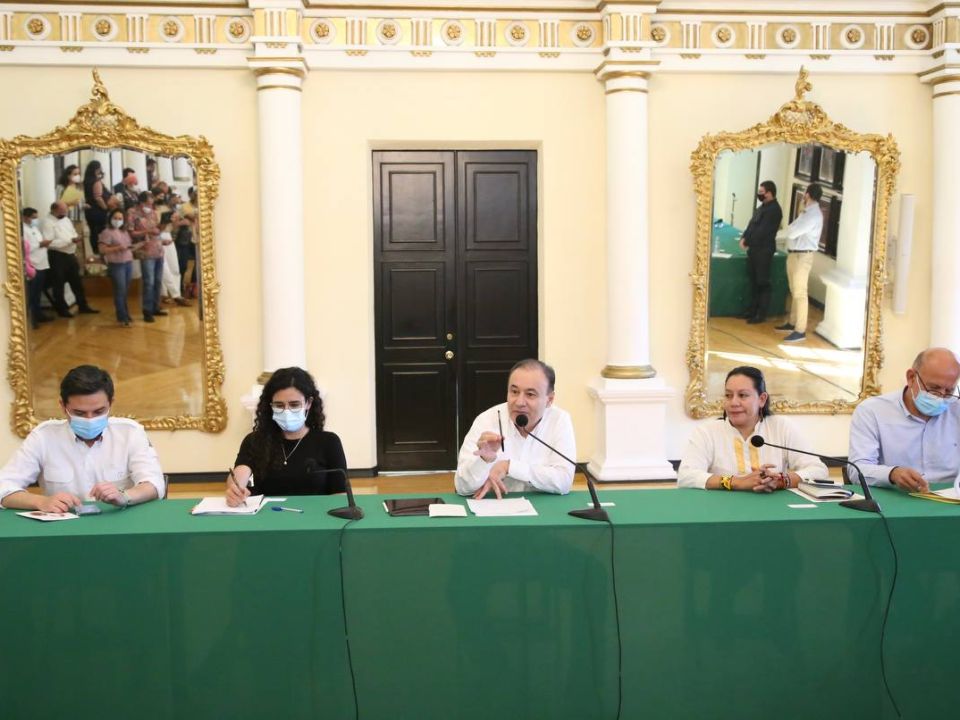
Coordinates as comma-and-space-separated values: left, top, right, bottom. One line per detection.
0, 66, 262, 473
302, 71, 607, 468
650, 73, 933, 457
0, 65, 935, 470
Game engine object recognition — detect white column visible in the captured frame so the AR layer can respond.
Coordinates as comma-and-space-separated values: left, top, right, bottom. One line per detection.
20, 156, 56, 214
931, 74, 960, 349
589, 70, 676, 481
816, 152, 874, 349
156, 156, 175, 185
173, 157, 193, 182
255, 66, 307, 374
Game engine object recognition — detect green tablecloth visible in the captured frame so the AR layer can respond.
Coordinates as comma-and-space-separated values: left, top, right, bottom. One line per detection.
710, 221, 789, 317
1, 488, 958, 720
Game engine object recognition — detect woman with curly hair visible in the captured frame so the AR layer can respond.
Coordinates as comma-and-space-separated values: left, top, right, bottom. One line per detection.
225, 367, 347, 505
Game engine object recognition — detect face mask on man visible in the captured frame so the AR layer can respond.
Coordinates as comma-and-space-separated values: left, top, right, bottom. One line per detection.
273, 407, 307, 433
29, 218, 39, 228
912, 377, 949, 417
69, 413, 109, 440
757, 192, 766, 202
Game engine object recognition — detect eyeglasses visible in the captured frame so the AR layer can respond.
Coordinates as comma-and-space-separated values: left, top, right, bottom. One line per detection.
916, 373, 960, 402
270, 401, 305, 412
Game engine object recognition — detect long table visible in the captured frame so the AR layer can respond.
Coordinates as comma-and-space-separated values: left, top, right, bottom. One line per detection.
1, 488, 958, 719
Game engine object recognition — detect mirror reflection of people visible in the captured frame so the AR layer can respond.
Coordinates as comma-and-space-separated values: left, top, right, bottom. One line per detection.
113, 167, 140, 211
126, 191, 166, 323
82, 160, 109, 249
22, 207, 52, 330
225, 367, 347, 506
57, 164, 84, 218
455, 359, 575, 500
41, 201, 99, 317
775, 183, 824, 342
849, 348, 960, 493
678, 366, 828, 491
98, 208, 137, 328
0, 365, 165, 513
738, 180, 783, 325
179, 187, 199, 298
158, 209, 190, 308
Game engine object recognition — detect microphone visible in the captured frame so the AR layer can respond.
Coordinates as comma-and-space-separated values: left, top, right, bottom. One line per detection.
306, 459, 364, 520
749, 435, 880, 514
515, 414, 608, 522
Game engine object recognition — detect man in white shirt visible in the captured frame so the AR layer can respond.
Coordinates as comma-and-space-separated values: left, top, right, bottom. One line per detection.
775, 183, 824, 342
41, 201, 98, 318
0, 365, 164, 512
22, 206, 53, 329
455, 359, 575, 499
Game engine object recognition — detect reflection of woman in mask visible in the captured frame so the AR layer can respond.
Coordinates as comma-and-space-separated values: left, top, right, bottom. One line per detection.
97, 209, 137, 328
224, 367, 348, 506
58, 165, 84, 220
82, 161, 109, 253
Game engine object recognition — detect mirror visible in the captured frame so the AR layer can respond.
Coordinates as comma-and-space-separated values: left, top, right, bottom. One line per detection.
686, 68, 900, 417
0, 71, 225, 435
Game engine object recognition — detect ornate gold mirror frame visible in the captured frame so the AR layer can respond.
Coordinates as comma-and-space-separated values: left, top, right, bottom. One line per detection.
685, 68, 900, 418
0, 70, 225, 435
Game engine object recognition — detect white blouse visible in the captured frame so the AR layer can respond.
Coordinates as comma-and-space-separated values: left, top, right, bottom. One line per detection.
677, 415, 829, 489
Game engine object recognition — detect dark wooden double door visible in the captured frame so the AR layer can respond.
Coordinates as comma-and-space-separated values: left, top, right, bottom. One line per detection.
374, 150, 538, 471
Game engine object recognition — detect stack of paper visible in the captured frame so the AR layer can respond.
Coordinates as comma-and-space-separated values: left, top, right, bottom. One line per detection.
191, 495, 267, 515
910, 486, 960, 505
16, 511, 79, 522
466, 497, 538, 517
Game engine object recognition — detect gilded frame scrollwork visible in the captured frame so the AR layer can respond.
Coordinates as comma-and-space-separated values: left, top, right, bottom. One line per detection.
0, 70, 225, 435
685, 68, 900, 418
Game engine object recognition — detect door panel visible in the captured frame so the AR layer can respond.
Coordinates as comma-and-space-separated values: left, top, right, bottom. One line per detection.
374, 150, 537, 471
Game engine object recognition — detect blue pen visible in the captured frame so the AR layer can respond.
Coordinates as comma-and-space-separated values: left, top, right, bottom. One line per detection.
272, 506, 304, 513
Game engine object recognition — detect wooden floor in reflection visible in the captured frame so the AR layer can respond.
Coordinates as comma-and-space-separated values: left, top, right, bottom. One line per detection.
29, 294, 202, 419
707, 306, 863, 404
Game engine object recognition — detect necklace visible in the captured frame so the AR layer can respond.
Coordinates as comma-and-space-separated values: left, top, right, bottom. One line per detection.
281, 434, 307, 465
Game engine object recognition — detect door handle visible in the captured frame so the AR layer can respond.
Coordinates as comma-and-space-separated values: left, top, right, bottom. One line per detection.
444, 350, 454, 360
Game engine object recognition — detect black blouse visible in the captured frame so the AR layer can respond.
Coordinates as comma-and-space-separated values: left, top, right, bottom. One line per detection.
234, 429, 348, 497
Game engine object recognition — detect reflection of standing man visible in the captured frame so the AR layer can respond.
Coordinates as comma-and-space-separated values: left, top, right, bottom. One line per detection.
738, 181, 782, 324
42, 202, 98, 318
776, 184, 823, 343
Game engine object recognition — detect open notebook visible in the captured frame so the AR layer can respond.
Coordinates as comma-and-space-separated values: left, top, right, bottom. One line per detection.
191, 495, 268, 515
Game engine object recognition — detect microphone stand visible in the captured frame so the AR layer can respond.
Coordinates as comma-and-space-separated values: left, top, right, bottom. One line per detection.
306, 462, 364, 520
515, 419, 609, 522
751, 436, 880, 514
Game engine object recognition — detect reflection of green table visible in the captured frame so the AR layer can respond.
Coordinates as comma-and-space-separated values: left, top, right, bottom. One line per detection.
709, 221, 788, 317
1, 489, 958, 719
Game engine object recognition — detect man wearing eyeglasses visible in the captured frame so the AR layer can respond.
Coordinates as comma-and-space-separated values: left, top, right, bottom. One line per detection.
0, 365, 165, 512
849, 347, 960, 491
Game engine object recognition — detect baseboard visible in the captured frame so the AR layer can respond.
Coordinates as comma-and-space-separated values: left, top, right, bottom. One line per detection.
167, 468, 377, 484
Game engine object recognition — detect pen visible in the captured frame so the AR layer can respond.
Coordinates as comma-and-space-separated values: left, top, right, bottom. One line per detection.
272, 506, 304, 513
228, 467, 251, 507
497, 411, 505, 452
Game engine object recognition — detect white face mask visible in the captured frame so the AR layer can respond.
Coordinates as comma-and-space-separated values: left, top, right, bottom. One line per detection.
70, 174, 81, 183
29, 219, 39, 228
111, 219, 123, 229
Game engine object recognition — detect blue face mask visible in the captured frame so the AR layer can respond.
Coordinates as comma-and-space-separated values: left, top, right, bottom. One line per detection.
69, 414, 109, 440
273, 408, 307, 433
912, 380, 949, 417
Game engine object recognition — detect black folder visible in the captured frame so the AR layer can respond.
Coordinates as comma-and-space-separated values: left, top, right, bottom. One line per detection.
383, 497, 444, 517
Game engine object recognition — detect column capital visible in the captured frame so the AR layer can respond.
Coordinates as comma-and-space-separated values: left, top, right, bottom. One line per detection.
248, 57, 308, 91
920, 66, 960, 98
595, 61, 654, 92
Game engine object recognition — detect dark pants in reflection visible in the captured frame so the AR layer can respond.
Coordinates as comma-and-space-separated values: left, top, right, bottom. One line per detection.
107, 261, 133, 323
84, 207, 107, 252
140, 257, 164, 319
745, 247, 774, 321
27, 269, 47, 326
47, 250, 90, 314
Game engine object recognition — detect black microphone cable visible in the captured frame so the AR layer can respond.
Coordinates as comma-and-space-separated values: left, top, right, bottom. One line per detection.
337, 515, 361, 720
750, 435, 901, 717
514, 413, 622, 720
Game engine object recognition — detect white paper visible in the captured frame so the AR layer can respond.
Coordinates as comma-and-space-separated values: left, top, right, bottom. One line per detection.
586, 502, 616, 508
788, 504, 817, 509
934, 486, 960, 500
789, 488, 865, 504
466, 497, 538, 517
429, 504, 467, 518
16, 510, 79, 522
191, 495, 267, 515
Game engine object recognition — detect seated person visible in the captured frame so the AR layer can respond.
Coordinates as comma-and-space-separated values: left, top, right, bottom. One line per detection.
455, 358, 575, 500
226, 366, 347, 505
678, 365, 828, 491
0, 365, 165, 511
849, 347, 960, 492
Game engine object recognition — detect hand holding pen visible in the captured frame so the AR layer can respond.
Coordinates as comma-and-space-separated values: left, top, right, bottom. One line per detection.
225, 467, 253, 507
